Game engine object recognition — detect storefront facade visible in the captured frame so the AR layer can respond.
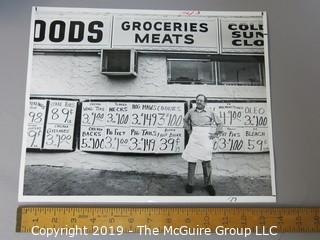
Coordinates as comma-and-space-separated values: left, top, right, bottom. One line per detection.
25, 8, 273, 180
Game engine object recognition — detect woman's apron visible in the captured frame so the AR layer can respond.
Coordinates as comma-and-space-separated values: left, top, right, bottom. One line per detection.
182, 127, 213, 162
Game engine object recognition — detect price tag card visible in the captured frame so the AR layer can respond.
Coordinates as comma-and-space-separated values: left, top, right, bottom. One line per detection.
105, 102, 131, 127
131, 102, 184, 128
80, 102, 107, 152
156, 128, 184, 153
80, 101, 185, 154
212, 126, 268, 152
205, 102, 269, 153
43, 100, 78, 150
105, 127, 131, 152
80, 126, 106, 152
26, 99, 47, 149
81, 101, 107, 127
127, 127, 158, 153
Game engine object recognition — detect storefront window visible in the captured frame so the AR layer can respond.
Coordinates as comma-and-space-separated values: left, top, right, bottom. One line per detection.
167, 55, 264, 86
218, 56, 264, 86
167, 59, 215, 84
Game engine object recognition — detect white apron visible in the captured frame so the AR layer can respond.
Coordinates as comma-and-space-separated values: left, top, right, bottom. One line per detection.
182, 127, 213, 162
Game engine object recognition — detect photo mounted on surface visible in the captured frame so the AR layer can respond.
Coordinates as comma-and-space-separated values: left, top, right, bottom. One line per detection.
19, 7, 275, 203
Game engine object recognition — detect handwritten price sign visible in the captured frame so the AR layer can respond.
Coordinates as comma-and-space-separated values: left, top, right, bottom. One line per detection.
43, 100, 78, 150
26, 99, 47, 149
80, 101, 185, 154
206, 102, 269, 153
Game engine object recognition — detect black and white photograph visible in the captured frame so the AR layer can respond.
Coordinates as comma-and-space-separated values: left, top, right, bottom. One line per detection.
18, 7, 276, 203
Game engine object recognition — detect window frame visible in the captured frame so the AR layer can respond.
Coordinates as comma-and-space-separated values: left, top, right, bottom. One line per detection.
167, 58, 216, 85
166, 54, 265, 86
217, 56, 265, 86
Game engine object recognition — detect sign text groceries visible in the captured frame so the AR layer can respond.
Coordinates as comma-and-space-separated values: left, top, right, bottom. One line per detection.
120, 20, 208, 44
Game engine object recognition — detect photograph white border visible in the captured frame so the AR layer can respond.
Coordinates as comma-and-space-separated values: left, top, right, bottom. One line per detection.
18, 7, 276, 204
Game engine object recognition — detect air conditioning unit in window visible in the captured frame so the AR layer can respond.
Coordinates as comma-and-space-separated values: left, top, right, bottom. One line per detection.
100, 49, 137, 77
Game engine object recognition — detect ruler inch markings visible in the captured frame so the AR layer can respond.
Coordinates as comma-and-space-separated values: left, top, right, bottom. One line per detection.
16, 207, 320, 233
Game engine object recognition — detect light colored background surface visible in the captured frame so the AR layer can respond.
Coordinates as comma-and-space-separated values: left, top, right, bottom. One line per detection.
0, 0, 319, 239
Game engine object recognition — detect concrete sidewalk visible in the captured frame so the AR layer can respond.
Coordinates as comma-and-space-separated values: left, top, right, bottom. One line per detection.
23, 165, 272, 196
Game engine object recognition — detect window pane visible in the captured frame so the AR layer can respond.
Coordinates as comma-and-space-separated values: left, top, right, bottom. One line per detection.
168, 59, 215, 84
219, 56, 264, 86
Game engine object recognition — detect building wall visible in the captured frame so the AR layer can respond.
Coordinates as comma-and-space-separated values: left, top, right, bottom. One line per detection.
31, 53, 267, 99
26, 53, 271, 178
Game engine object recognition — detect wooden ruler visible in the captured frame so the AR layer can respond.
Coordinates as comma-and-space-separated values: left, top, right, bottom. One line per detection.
17, 207, 320, 235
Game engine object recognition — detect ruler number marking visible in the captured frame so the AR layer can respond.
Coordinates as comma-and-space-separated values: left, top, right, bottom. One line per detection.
17, 207, 320, 233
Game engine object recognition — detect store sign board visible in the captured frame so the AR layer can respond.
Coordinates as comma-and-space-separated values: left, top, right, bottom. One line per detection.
33, 13, 112, 49
112, 16, 219, 51
220, 18, 264, 53
32, 10, 265, 53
